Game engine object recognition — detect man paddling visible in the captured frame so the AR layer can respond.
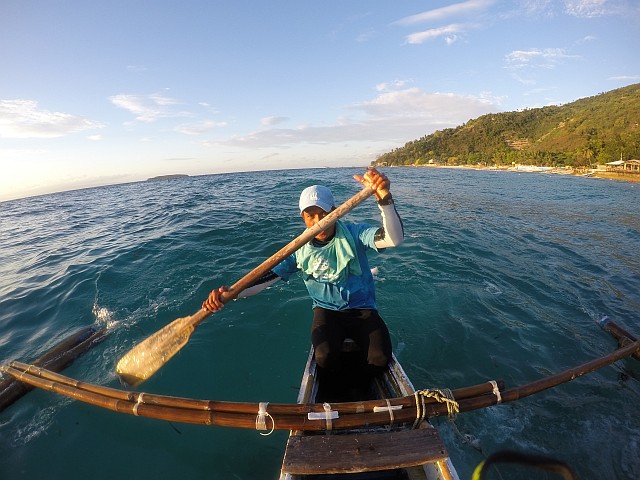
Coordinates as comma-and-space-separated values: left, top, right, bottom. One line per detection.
203, 168, 404, 400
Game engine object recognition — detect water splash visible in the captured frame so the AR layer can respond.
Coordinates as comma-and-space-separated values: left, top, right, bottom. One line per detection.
92, 302, 119, 330
483, 281, 503, 296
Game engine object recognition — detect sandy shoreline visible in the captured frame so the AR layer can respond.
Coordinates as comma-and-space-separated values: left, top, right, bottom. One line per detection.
400, 164, 639, 183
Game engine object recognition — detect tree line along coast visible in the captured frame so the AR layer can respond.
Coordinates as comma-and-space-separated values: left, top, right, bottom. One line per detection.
372, 83, 640, 182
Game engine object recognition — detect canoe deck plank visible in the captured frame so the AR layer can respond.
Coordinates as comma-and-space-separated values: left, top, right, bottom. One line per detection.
281, 427, 448, 475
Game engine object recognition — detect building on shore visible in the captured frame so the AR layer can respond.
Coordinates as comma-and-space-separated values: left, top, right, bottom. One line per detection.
604, 159, 640, 173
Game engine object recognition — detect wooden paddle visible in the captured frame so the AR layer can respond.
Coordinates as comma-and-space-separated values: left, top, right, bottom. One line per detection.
116, 184, 377, 386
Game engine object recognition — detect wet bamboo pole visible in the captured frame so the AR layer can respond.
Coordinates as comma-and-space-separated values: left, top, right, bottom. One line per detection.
6, 361, 503, 415
422, 337, 640, 418
1, 362, 498, 430
3, 335, 638, 431
597, 317, 640, 360
0, 326, 107, 412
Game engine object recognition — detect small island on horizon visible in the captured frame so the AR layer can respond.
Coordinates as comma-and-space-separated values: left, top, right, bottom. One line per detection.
146, 174, 190, 182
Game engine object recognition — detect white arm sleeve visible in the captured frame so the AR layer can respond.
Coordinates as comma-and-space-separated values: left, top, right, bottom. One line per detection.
374, 203, 404, 249
236, 274, 281, 298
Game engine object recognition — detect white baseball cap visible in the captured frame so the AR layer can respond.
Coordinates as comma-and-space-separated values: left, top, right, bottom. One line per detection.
299, 185, 335, 213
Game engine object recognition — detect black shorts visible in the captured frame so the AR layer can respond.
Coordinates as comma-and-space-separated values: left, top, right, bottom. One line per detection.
311, 307, 392, 370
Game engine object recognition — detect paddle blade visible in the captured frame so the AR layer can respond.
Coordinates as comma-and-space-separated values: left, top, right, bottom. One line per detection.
116, 315, 197, 386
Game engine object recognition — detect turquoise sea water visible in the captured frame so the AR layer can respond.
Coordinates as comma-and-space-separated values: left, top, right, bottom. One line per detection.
1, 167, 639, 479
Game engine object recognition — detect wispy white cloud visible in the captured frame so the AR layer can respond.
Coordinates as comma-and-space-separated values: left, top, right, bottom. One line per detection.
500, 0, 633, 19
505, 47, 581, 85
395, 1, 633, 47
564, 0, 609, 17
395, 0, 496, 25
609, 75, 640, 81
353, 88, 498, 118
109, 92, 186, 122
509, 72, 538, 86
0, 99, 104, 139
565, 0, 639, 17
521, 86, 559, 97
505, 48, 579, 68
376, 80, 411, 92
355, 29, 376, 43
394, 0, 492, 45
261, 116, 289, 127
577, 35, 597, 43
512, 0, 556, 17
175, 120, 227, 135
204, 87, 500, 149
406, 23, 468, 44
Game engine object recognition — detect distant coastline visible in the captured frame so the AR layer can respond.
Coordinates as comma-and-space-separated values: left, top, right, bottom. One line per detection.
393, 164, 638, 183
146, 174, 190, 182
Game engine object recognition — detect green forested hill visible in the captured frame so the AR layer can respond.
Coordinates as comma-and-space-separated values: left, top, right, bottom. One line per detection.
374, 83, 640, 168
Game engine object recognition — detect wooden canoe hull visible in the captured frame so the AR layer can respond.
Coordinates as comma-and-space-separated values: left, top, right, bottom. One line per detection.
279, 345, 460, 479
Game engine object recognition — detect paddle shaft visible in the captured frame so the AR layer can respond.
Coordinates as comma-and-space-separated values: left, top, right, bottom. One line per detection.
186, 184, 377, 328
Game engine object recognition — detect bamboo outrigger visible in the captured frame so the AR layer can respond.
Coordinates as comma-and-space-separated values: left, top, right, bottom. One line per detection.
0, 326, 106, 412
0, 360, 504, 430
1, 319, 638, 477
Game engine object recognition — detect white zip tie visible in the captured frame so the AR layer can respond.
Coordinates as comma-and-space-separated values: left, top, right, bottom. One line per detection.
372, 402, 403, 413
323, 402, 333, 431
489, 380, 502, 404
306, 403, 339, 431
307, 408, 339, 421
133, 393, 145, 416
255, 402, 275, 436
373, 399, 402, 430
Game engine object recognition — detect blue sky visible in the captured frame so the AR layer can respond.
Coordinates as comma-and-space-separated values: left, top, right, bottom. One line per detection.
1, 0, 639, 201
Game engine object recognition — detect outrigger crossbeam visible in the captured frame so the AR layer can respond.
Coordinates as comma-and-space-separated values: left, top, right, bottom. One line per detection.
1, 320, 638, 432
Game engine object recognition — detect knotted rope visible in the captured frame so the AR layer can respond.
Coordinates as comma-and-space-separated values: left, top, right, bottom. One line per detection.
413, 388, 459, 428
